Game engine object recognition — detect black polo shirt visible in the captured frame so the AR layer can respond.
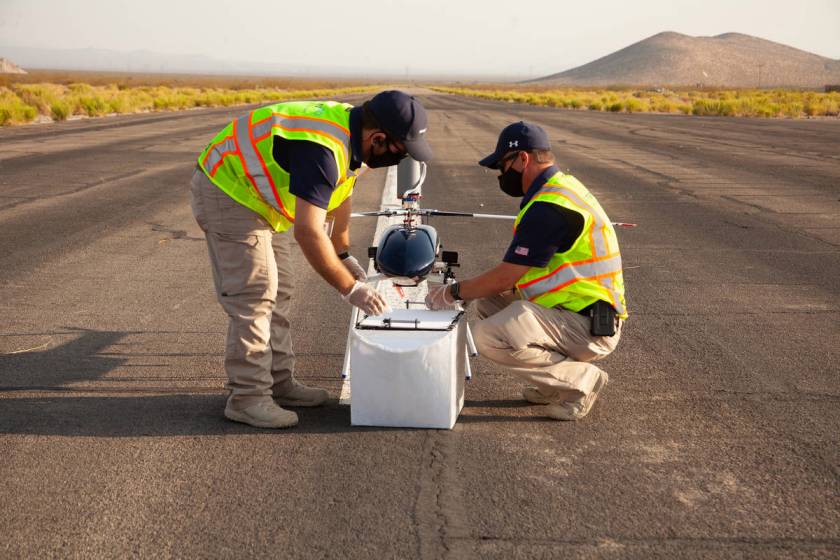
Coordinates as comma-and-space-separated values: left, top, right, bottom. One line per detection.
503, 165, 585, 267
271, 106, 363, 210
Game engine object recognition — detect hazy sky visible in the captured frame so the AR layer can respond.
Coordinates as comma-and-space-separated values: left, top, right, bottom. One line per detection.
1, 0, 838, 78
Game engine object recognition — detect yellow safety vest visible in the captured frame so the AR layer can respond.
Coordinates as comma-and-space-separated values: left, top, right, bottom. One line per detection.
197, 101, 358, 232
514, 171, 628, 319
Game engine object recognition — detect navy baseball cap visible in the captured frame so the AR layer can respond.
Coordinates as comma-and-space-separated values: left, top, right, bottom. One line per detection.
367, 90, 432, 162
479, 121, 551, 169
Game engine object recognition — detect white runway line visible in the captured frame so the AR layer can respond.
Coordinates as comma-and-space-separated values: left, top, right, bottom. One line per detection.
339, 167, 431, 406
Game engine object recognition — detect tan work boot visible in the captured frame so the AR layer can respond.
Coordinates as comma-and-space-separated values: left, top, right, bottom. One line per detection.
544, 371, 609, 421
522, 386, 551, 405
224, 399, 299, 429
273, 379, 329, 407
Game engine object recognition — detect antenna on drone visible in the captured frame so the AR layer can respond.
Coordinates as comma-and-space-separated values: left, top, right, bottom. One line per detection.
397, 157, 426, 199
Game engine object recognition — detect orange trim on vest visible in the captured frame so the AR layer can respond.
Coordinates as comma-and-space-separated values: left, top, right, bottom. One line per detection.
248, 113, 293, 221
536, 188, 601, 255
531, 270, 621, 302
254, 113, 351, 136
209, 150, 237, 176
258, 124, 349, 163
231, 119, 263, 203
517, 251, 621, 289
203, 134, 234, 168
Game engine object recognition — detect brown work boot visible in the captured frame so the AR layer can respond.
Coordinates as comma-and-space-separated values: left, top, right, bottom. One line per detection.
544, 371, 609, 421
224, 399, 299, 429
522, 386, 551, 405
273, 379, 329, 407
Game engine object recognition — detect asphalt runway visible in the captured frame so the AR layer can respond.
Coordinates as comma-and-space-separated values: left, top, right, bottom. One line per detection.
1, 90, 838, 558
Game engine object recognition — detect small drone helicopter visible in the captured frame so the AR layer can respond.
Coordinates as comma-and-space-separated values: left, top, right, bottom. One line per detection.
351, 159, 515, 287
341, 158, 636, 382
351, 158, 636, 288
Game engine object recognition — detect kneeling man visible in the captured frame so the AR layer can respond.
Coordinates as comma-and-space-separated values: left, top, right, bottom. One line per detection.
426, 121, 627, 421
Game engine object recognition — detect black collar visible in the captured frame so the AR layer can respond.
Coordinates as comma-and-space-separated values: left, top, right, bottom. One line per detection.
520, 165, 560, 209
349, 106, 363, 171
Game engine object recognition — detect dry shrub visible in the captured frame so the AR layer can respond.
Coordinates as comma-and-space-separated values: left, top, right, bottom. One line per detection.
0, 79, 380, 126
431, 86, 838, 119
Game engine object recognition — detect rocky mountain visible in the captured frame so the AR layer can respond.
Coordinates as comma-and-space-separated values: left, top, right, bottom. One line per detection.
0, 57, 27, 74
532, 32, 840, 88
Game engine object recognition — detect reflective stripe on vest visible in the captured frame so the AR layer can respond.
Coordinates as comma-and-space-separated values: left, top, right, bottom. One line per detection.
533, 185, 612, 257
253, 114, 350, 153
517, 253, 622, 301
514, 173, 627, 318
200, 105, 353, 223
203, 136, 236, 176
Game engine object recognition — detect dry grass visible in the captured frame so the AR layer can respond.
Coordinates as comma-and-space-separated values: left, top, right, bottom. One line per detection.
0, 69, 371, 90
0, 71, 381, 126
431, 85, 840, 118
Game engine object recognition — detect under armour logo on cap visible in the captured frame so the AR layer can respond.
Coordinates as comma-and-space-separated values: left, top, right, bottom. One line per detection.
479, 121, 551, 169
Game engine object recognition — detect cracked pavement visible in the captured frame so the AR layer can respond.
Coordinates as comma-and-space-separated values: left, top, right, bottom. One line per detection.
1, 91, 838, 558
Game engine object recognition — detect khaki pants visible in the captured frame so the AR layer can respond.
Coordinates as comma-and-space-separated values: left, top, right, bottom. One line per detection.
471, 291, 622, 403
190, 169, 296, 410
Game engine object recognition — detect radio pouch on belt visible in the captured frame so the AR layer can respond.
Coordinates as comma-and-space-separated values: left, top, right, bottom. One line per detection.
590, 300, 617, 337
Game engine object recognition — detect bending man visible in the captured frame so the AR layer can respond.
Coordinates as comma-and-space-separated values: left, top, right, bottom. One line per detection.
193, 91, 432, 428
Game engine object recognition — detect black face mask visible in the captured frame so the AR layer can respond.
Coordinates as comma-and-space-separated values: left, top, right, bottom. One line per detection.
366, 150, 406, 168
497, 167, 523, 197
366, 137, 406, 168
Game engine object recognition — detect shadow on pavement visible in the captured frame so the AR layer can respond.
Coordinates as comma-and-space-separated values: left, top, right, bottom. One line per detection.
0, 395, 526, 435
0, 394, 376, 436
0, 328, 541, 435
0, 394, 547, 436
464, 399, 532, 409
0, 327, 128, 390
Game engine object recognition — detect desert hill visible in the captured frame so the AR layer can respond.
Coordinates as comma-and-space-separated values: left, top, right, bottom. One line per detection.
532, 32, 840, 88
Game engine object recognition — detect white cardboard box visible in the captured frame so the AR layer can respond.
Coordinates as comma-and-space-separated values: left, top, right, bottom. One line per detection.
349, 309, 466, 429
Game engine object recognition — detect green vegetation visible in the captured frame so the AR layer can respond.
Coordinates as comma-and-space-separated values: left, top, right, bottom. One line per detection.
0, 72, 380, 126
5, 69, 837, 126
0, 88, 37, 125
431, 86, 840, 118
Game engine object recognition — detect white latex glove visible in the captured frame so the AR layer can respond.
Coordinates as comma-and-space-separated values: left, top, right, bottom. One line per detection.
341, 255, 367, 281
425, 284, 458, 310
342, 281, 391, 316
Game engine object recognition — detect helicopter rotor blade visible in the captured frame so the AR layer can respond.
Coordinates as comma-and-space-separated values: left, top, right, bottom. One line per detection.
470, 213, 517, 220
350, 211, 401, 217
424, 210, 516, 219
353, 209, 638, 228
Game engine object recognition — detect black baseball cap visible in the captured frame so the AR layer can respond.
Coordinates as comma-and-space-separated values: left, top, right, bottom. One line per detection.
479, 121, 551, 169
366, 90, 432, 162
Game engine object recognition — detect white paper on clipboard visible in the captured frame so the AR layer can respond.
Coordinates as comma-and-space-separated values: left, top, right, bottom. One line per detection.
356, 308, 463, 331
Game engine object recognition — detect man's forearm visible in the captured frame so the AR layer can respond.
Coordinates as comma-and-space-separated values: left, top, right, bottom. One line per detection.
459, 263, 529, 301
329, 197, 352, 254
330, 229, 350, 255
296, 226, 356, 295
460, 273, 511, 301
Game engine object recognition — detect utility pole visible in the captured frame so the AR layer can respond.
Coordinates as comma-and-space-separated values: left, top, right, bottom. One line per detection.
758, 63, 765, 89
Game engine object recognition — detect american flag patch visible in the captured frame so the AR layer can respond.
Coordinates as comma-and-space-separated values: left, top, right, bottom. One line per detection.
514, 246, 529, 256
